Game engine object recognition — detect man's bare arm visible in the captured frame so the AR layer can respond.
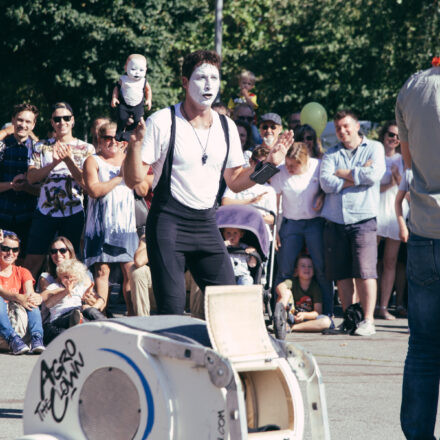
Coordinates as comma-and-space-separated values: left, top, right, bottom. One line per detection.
124, 119, 150, 188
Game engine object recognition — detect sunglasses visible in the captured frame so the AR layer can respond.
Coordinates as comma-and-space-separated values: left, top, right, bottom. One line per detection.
101, 135, 117, 141
50, 247, 69, 255
52, 115, 73, 123
304, 135, 314, 141
386, 131, 399, 139
290, 119, 300, 125
261, 124, 277, 130
1, 244, 19, 253
237, 116, 253, 122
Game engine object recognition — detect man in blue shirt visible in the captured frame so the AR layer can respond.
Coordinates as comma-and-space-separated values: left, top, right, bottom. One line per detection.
0, 104, 40, 257
320, 110, 385, 336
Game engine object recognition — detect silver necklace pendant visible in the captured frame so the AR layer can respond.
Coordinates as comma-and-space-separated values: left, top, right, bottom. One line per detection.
202, 153, 208, 165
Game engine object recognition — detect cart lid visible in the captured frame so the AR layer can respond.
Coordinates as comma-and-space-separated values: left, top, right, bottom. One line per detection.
205, 285, 278, 363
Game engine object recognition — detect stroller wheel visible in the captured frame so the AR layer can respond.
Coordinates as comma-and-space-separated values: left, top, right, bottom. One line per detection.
273, 302, 287, 340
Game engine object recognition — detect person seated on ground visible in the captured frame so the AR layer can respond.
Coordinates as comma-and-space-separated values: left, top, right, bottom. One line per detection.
222, 227, 257, 285
0, 231, 45, 354
41, 259, 106, 345
275, 254, 332, 332
129, 233, 156, 316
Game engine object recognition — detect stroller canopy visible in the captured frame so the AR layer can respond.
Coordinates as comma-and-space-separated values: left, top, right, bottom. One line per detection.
216, 205, 270, 259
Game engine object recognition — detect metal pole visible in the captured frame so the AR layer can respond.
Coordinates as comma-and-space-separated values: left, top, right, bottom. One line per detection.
214, 0, 223, 102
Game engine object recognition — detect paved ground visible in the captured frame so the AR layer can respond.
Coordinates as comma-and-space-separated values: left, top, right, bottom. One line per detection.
0, 316, 437, 440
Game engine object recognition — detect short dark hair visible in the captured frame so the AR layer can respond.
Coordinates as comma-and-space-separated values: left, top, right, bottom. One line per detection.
52, 102, 74, 116
378, 120, 398, 143
182, 50, 221, 80
12, 103, 39, 120
334, 109, 358, 122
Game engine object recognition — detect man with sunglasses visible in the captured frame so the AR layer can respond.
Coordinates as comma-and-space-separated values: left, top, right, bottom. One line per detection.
396, 61, 440, 440
258, 113, 283, 150
0, 104, 41, 258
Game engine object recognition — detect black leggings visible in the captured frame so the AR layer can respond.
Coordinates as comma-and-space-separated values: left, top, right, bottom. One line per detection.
147, 199, 235, 315
43, 307, 106, 345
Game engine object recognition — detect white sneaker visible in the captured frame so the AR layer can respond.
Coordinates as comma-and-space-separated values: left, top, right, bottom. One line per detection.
354, 319, 376, 336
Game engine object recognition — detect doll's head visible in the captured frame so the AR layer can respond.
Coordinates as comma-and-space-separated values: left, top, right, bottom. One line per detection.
125, 54, 147, 81
56, 259, 89, 288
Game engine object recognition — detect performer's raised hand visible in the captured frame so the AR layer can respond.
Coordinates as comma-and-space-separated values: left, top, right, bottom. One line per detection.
267, 130, 294, 166
129, 117, 147, 145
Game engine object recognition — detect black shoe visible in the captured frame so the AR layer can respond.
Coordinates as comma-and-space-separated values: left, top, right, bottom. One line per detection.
69, 309, 82, 327
273, 302, 287, 340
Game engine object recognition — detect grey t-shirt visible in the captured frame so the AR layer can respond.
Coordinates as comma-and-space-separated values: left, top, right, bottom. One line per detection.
396, 67, 440, 239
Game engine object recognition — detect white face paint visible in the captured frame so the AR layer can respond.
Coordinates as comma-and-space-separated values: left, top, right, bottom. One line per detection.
187, 63, 220, 108
127, 57, 147, 81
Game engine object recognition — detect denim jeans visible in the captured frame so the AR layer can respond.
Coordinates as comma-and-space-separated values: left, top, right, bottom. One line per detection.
401, 233, 440, 440
275, 217, 334, 315
236, 274, 254, 285
0, 297, 43, 341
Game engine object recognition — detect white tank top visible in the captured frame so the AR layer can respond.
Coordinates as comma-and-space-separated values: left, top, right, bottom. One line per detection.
120, 75, 144, 106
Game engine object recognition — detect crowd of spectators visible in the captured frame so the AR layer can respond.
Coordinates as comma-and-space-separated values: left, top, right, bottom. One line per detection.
0, 66, 409, 354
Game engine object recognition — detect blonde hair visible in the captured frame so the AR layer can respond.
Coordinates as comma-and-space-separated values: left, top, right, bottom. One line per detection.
239, 70, 256, 84
286, 142, 309, 165
98, 121, 117, 137
56, 259, 89, 284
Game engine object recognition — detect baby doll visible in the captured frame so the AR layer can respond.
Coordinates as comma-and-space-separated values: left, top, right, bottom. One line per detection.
222, 227, 257, 285
111, 54, 152, 141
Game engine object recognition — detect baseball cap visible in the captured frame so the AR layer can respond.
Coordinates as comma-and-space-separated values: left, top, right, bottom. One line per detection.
260, 113, 282, 126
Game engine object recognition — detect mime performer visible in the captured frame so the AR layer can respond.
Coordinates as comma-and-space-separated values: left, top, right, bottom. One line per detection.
124, 50, 293, 314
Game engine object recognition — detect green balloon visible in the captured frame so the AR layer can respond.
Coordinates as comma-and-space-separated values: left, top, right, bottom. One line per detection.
300, 102, 328, 137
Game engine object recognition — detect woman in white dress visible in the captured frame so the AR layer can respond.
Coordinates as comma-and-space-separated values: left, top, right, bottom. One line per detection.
83, 122, 138, 315
376, 121, 405, 320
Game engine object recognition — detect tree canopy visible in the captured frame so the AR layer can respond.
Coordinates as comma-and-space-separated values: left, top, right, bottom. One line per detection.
1, 0, 439, 137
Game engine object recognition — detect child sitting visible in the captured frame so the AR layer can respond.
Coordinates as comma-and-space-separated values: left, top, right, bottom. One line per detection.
42, 259, 106, 344
228, 70, 258, 111
222, 227, 257, 285
111, 53, 152, 141
275, 255, 332, 332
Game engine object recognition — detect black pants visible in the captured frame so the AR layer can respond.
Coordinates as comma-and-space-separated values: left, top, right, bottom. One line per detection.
116, 100, 144, 141
146, 197, 235, 315
43, 307, 106, 345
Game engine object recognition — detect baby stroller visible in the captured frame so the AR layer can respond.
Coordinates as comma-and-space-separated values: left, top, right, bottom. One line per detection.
216, 204, 278, 326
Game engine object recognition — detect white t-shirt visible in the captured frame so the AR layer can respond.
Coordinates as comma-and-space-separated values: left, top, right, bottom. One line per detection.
141, 103, 244, 209
270, 158, 321, 220
47, 281, 90, 322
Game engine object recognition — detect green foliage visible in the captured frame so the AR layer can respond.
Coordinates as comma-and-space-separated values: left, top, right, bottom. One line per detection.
0, 0, 439, 138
